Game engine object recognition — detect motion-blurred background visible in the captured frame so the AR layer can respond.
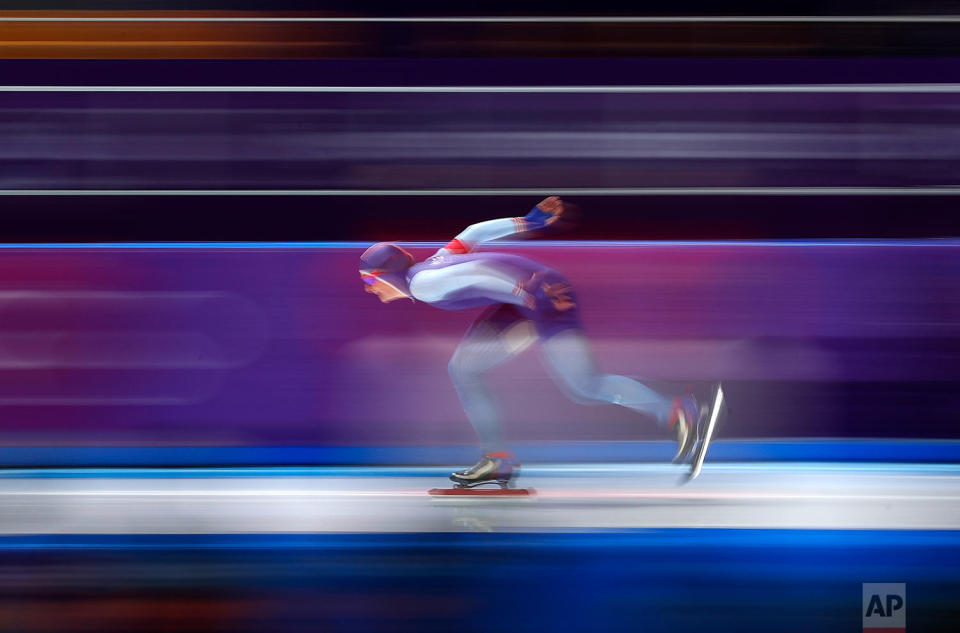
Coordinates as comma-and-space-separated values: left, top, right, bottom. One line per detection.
0, 2, 958, 632
0, 0, 957, 453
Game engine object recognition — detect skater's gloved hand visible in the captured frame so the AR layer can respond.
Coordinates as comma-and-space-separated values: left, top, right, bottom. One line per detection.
524, 196, 566, 228
536, 196, 565, 224
542, 281, 575, 311
521, 271, 577, 312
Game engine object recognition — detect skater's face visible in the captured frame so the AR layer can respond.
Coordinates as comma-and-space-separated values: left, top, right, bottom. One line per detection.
360, 272, 408, 303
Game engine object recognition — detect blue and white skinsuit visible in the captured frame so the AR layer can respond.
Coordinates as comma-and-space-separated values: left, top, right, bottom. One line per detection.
361, 205, 674, 454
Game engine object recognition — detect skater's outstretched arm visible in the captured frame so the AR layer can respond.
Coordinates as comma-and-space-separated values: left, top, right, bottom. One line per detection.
431, 196, 567, 257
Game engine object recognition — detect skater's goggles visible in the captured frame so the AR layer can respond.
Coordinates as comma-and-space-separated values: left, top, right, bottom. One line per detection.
360, 270, 382, 285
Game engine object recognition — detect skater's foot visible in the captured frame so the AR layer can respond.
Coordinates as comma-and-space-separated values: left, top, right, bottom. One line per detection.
669, 394, 703, 463
450, 451, 518, 488
684, 383, 725, 484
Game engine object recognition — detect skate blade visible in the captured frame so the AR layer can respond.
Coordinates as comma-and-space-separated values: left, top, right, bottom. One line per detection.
428, 487, 536, 501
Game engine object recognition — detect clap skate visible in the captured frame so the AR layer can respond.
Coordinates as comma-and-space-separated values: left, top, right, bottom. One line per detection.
682, 383, 725, 484
429, 451, 535, 498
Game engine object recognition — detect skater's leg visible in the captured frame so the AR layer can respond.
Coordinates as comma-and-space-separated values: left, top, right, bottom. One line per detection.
448, 308, 534, 454
538, 329, 674, 427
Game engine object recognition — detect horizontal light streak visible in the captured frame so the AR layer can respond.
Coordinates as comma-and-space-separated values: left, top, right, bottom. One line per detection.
0, 240, 954, 249
2, 84, 960, 93
1, 187, 959, 197
0, 15, 958, 23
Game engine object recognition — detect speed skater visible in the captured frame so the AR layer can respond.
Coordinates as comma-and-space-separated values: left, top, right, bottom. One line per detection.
359, 197, 707, 489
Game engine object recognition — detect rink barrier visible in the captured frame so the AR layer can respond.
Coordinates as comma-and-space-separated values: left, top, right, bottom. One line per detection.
0, 440, 957, 467
1, 529, 959, 551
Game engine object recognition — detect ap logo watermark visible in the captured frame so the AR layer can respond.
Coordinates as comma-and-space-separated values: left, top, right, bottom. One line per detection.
863, 583, 906, 632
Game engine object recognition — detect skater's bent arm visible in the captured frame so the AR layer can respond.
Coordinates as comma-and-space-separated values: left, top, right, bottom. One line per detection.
432, 196, 565, 257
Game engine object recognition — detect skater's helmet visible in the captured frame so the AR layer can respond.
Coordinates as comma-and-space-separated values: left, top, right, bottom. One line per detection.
359, 242, 415, 296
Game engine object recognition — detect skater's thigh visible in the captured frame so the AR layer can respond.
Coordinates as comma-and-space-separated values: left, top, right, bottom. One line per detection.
450, 305, 535, 375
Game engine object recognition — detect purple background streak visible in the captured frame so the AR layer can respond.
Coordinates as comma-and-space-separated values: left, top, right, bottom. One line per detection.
0, 242, 955, 446
4, 89, 960, 190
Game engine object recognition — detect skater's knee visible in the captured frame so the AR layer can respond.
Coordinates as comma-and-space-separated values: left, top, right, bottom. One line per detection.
447, 356, 464, 381
559, 373, 602, 404
448, 354, 479, 384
